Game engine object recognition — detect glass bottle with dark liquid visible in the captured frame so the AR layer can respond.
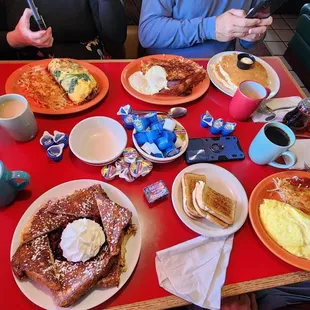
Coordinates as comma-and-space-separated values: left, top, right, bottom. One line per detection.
283, 98, 310, 131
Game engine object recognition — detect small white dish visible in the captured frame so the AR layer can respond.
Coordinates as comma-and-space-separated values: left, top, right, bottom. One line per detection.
207, 51, 280, 99
132, 118, 189, 164
172, 163, 248, 237
69, 117, 127, 166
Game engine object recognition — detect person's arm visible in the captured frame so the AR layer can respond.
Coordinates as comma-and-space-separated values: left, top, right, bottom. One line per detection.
139, 0, 216, 49
89, 0, 127, 58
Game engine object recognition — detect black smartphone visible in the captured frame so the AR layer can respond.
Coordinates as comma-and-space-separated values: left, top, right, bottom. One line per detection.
246, 0, 290, 19
185, 136, 245, 165
27, 0, 47, 30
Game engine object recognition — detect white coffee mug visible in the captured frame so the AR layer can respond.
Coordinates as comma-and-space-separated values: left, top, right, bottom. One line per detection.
0, 94, 37, 142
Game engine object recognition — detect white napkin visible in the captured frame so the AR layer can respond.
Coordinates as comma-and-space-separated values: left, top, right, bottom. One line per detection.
155, 234, 234, 310
251, 96, 302, 123
284, 139, 310, 170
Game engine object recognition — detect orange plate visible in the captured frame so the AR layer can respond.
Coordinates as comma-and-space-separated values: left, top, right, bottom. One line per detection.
121, 55, 210, 105
249, 170, 310, 271
5, 59, 109, 115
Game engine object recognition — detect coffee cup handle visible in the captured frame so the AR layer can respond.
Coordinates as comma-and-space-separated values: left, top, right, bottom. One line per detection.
5, 171, 30, 191
264, 88, 271, 100
268, 151, 297, 169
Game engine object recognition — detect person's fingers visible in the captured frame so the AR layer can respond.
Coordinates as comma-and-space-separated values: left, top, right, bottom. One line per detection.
239, 294, 251, 306
27, 29, 47, 41
249, 26, 267, 35
19, 8, 33, 28
35, 27, 52, 43
233, 16, 261, 28
250, 293, 258, 310
233, 26, 251, 34
258, 16, 273, 26
228, 9, 247, 17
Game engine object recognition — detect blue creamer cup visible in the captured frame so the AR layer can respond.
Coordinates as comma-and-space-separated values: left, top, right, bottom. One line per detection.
222, 122, 237, 136
46, 143, 65, 162
200, 112, 214, 128
145, 112, 158, 124
146, 129, 160, 143
133, 115, 149, 132
162, 131, 177, 143
53, 130, 68, 147
122, 114, 136, 130
155, 136, 172, 151
164, 145, 180, 157
134, 132, 148, 146
210, 118, 224, 134
150, 121, 164, 133
40, 131, 54, 149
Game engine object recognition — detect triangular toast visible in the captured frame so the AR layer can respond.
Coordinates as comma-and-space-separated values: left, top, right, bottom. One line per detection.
192, 182, 228, 228
199, 185, 236, 225
21, 204, 76, 243
181, 173, 205, 219
46, 185, 102, 218
11, 235, 60, 291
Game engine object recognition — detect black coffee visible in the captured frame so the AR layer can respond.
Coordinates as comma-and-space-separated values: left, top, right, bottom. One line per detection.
264, 126, 290, 147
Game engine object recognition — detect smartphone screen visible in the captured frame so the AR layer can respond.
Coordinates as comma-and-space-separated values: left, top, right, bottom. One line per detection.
247, 0, 289, 19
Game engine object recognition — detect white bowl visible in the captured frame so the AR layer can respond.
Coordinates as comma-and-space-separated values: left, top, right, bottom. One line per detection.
69, 116, 127, 166
132, 118, 189, 164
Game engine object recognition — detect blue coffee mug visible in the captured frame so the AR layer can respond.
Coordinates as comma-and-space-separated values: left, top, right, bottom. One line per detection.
0, 161, 30, 207
249, 122, 297, 169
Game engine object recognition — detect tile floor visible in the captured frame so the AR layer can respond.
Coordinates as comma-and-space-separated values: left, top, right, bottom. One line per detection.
264, 14, 309, 95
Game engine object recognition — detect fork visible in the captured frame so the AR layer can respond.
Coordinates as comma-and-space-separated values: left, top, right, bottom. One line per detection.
304, 162, 310, 172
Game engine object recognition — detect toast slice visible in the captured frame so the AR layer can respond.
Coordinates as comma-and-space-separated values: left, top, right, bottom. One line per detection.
94, 189, 132, 256
46, 185, 102, 218
197, 185, 236, 225
11, 235, 60, 291
53, 245, 115, 307
181, 173, 205, 219
192, 181, 228, 228
97, 224, 137, 289
21, 204, 76, 243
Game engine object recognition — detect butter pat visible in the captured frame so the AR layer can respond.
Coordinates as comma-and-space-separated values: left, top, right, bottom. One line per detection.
60, 218, 105, 262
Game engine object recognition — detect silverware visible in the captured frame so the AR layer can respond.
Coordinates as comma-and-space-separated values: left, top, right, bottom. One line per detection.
130, 107, 188, 118
304, 162, 310, 172
261, 105, 296, 122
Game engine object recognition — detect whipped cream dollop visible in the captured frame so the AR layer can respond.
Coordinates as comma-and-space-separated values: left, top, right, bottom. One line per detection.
60, 218, 105, 263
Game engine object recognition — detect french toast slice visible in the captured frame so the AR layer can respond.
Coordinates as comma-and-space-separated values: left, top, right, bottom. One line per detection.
94, 189, 132, 256
11, 235, 60, 291
46, 185, 102, 218
21, 204, 76, 243
53, 245, 115, 307
97, 224, 137, 289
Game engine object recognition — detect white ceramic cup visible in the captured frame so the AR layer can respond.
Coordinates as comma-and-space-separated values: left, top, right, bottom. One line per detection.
0, 94, 37, 142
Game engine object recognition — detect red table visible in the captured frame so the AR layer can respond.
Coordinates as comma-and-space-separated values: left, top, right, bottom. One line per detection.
0, 58, 309, 310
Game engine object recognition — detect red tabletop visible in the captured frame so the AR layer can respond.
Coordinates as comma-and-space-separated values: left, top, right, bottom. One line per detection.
0, 58, 307, 310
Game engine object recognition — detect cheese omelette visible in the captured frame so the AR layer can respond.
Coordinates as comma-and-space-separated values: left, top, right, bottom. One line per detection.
260, 199, 310, 260
214, 53, 269, 91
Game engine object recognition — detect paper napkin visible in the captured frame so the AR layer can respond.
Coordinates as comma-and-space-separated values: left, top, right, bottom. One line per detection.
251, 96, 302, 123
155, 234, 234, 310
284, 139, 310, 170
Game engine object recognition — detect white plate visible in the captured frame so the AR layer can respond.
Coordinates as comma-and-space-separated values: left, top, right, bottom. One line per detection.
132, 118, 189, 164
207, 51, 280, 99
172, 164, 248, 237
10, 180, 141, 310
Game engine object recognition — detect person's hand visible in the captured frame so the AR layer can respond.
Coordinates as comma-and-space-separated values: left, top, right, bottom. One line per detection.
241, 15, 273, 42
215, 9, 271, 42
221, 293, 258, 310
6, 8, 53, 49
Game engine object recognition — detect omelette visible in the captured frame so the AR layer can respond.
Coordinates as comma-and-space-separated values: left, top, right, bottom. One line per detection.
214, 53, 269, 91
48, 59, 98, 104
260, 199, 310, 260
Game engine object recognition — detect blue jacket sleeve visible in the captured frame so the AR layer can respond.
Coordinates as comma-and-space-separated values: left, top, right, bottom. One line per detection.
139, 0, 216, 49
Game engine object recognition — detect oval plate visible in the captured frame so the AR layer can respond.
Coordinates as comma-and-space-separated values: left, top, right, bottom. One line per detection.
121, 55, 210, 105
5, 59, 109, 115
172, 163, 248, 237
249, 171, 310, 271
10, 180, 141, 310
207, 51, 280, 99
